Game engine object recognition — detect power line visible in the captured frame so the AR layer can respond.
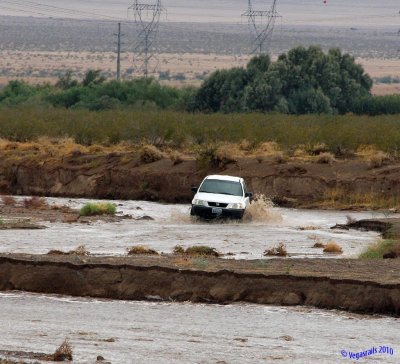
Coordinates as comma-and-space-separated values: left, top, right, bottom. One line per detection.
128, 0, 165, 78
0, 0, 124, 21
242, 0, 280, 55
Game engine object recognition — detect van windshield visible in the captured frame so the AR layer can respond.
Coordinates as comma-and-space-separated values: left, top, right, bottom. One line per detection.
199, 179, 243, 196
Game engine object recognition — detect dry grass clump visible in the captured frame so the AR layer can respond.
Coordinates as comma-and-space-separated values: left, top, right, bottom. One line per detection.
52, 339, 73, 362
47, 245, 90, 257
139, 144, 164, 164
316, 152, 335, 165
196, 144, 237, 170
239, 139, 257, 152
359, 240, 400, 259
308, 143, 330, 156
173, 245, 220, 257
257, 141, 280, 154
127, 245, 159, 255
323, 242, 343, 254
322, 187, 400, 210
264, 243, 288, 257
356, 145, 389, 169
271, 151, 287, 164
168, 150, 184, 165
1, 195, 16, 206
298, 226, 318, 231
23, 196, 47, 209
368, 151, 389, 169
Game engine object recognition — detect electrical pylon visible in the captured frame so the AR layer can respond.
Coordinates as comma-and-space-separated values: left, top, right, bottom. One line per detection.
242, 0, 280, 54
128, 0, 165, 78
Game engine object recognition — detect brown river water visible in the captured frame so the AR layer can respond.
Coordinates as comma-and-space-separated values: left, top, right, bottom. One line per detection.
1, 197, 398, 363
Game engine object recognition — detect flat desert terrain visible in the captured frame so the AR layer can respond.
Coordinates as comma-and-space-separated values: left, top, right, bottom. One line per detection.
0, 50, 399, 95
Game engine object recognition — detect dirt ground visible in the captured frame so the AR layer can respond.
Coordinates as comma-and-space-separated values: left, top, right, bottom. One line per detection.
0, 252, 399, 316
2, 150, 400, 209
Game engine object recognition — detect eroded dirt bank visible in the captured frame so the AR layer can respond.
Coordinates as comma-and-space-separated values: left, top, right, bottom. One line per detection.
1, 153, 400, 207
1, 254, 399, 316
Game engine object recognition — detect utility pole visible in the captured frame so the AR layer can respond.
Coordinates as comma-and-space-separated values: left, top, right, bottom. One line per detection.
116, 22, 121, 80
115, 22, 124, 81
128, 0, 165, 78
242, 0, 280, 55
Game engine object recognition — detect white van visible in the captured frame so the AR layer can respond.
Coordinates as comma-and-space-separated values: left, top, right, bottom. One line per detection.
190, 175, 253, 219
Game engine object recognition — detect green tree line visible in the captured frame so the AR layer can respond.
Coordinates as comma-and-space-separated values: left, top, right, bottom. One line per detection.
0, 46, 399, 115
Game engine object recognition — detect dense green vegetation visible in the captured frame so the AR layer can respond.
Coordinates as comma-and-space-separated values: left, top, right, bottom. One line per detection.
190, 46, 374, 114
0, 46, 399, 115
79, 202, 117, 216
2, 108, 400, 154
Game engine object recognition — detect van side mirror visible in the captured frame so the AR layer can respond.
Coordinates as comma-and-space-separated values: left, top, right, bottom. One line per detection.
246, 192, 253, 200
191, 187, 198, 193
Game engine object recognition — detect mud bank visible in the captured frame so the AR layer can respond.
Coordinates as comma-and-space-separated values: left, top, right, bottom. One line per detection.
2, 153, 400, 206
0, 254, 399, 316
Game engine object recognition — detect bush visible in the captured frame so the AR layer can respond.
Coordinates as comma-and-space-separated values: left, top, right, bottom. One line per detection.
359, 240, 400, 259
316, 152, 335, 165
196, 144, 237, 170
53, 339, 73, 362
79, 202, 116, 216
47, 245, 90, 256
368, 151, 388, 169
139, 145, 164, 164
23, 196, 47, 209
127, 246, 159, 255
173, 245, 220, 257
1, 195, 16, 206
264, 243, 288, 257
323, 242, 343, 254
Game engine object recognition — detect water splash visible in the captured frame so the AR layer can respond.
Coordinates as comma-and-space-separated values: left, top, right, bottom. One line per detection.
243, 194, 283, 223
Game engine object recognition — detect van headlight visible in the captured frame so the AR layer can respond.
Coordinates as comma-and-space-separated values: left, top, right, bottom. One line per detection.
228, 202, 245, 209
193, 199, 208, 207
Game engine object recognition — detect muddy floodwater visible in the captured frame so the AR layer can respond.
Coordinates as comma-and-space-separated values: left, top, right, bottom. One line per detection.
1, 198, 399, 363
1, 292, 399, 364
0, 197, 391, 258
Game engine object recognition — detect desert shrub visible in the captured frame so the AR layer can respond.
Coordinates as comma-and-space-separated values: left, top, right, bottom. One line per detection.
23, 196, 47, 209
47, 245, 90, 256
79, 202, 116, 216
264, 243, 288, 257
323, 242, 343, 254
72, 245, 90, 256
173, 245, 185, 254
127, 245, 159, 255
307, 143, 329, 156
368, 151, 388, 169
359, 240, 400, 259
139, 144, 164, 164
53, 339, 73, 362
173, 245, 220, 257
169, 150, 184, 165
196, 144, 237, 170
316, 152, 335, 165
271, 151, 287, 164
0, 218, 4, 225
1, 195, 16, 206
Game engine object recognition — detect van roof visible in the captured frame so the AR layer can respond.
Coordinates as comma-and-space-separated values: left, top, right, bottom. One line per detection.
205, 175, 242, 182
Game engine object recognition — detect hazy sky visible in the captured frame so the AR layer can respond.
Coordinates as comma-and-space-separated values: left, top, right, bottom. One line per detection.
0, 0, 398, 27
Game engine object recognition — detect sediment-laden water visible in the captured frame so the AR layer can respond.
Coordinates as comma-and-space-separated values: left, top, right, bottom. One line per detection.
0, 197, 389, 259
0, 292, 398, 364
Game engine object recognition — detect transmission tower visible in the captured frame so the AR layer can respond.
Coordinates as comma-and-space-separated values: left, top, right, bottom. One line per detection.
128, 0, 165, 78
242, 0, 280, 55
